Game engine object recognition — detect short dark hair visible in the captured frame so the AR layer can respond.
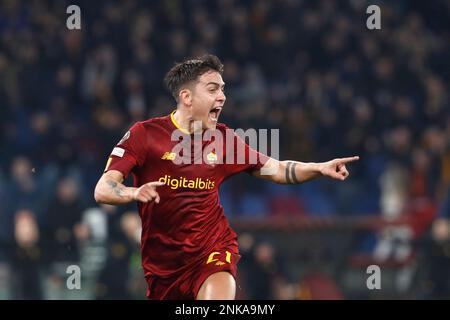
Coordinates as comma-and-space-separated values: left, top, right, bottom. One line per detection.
164, 54, 224, 101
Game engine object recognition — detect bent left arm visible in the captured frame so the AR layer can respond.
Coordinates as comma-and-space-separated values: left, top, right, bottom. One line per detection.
252, 156, 359, 184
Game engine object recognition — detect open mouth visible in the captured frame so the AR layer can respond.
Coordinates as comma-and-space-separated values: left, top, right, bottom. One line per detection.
209, 106, 222, 122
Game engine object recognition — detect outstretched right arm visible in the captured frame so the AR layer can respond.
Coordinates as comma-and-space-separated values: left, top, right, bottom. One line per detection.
94, 169, 163, 205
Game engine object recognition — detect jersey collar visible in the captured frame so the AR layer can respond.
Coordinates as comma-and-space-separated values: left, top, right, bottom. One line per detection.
170, 110, 191, 135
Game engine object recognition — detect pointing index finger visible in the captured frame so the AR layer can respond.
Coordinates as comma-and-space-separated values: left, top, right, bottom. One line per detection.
339, 156, 360, 164
147, 181, 166, 188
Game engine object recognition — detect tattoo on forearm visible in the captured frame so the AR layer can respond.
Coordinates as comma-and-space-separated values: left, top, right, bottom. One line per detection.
286, 162, 292, 184
107, 180, 124, 197
285, 162, 299, 184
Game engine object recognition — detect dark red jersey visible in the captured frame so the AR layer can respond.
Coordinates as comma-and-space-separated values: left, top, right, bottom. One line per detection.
105, 111, 269, 279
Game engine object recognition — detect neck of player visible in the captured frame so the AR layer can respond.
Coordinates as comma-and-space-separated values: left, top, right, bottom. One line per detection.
173, 108, 200, 134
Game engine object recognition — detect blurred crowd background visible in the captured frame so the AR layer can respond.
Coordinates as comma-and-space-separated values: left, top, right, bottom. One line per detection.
0, 0, 449, 299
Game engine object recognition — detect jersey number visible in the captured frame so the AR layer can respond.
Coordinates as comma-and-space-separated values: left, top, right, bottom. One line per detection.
206, 251, 231, 266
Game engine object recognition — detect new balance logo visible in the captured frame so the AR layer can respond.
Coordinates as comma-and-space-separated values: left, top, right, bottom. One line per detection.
161, 152, 177, 161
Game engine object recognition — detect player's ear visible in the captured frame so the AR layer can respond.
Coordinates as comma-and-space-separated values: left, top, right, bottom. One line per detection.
179, 89, 192, 107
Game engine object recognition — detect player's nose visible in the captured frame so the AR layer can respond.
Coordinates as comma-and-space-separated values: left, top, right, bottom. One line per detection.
217, 90, 226, 103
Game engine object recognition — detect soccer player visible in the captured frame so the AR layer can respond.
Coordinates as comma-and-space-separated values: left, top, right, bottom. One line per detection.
94, 54, 359, 300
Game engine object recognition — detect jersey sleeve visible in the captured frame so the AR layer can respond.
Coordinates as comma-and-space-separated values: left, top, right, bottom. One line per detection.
104, 122, 147, 178
222, 128, 270, 177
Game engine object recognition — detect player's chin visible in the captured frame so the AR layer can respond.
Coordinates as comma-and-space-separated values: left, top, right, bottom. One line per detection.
205, 118, 218, 130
